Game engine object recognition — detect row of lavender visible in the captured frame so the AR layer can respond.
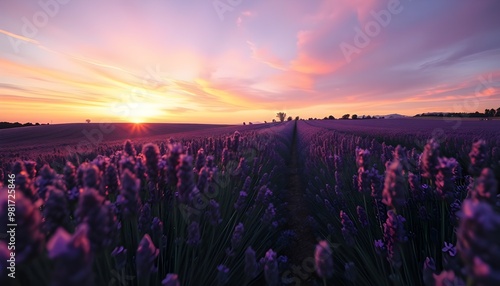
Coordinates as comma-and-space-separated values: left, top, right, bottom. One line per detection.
297, 120, 500, 285
0, 122, 295, 285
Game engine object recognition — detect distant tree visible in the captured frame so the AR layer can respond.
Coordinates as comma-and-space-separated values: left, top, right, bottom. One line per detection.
264, 121, 267, 123
295, 116, 300, 121
361, 115, 366, 119
341, 114, 350, 119
488, 108, 496, 117
366, 115, 372, 119
272, 119, 276, 123
249, 122, 253, 125
243, 122, 246, 125
86, 119, 91, 123
35, 122, 40, 125
351, 114, 358, 119
323, 116, 328, 120
287, 116, 293, 121
276, 112, 287, 122
496, 107, 500, 117
328, 115, 335, 120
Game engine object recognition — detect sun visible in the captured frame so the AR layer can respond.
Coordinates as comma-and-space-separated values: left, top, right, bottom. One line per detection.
127, 103, 161, 123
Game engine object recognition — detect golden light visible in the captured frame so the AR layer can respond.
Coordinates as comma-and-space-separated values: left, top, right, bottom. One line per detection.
127, 102, 163, 123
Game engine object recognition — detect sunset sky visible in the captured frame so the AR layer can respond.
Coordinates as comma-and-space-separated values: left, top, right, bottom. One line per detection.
1, 0, 499, 124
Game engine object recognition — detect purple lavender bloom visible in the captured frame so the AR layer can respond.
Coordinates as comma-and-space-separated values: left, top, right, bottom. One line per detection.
77, 162, 101, 191
435, 157, 458, 201
111, 246, 127, 270
143, 143, 160, 177
357, 167, 372, 195
234, 191, 248, 211
138, 203, 152, 235
231, 222, 245, 250
422, 257, 436, 286
0, 192, 44, 263
16, 171, 36, 202
442, 242, 457, 257
468, 139, 488, 177
167, 143, 183, 186
374, 239, 386, 256
136, 234, 159, 279
119, 169, 141, 219
355, 147, 370, 169
457, 199, 500, 285
449, 199, 462, 226
47, 225, 94, 286
217, 264, 230, 285
187, 221, 201, 246
232, 131, 241, 152
261, 203, 276, 225
356, 205, 369, 227
244, 246, 259, 280
196, 167, 209, 193
124, 139, 137, 157
408, 172, 424, 201
206, 199, 223, 226
76, 188, 116, 251
315, 240, 334, 279
383, 210, 408, 268
420, 138, 440, 180
432, 270, 465, 286
344, 262, 356, 283
104, 164, 119, 197
162, 274, 181, 286
36, 164, 65, 201
194, 148, 206, 172
382, 161, 407, 209
370, 170, 384, 199
176, 155, 196, 204
151, 217, 164, 245
42, 186, 71, 236
470, 168, 498, 204
262, 249, 279, 286
222, 147, 230, 166
340, 210, 358, 246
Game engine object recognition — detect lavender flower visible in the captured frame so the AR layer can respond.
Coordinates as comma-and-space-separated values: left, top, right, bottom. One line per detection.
63, 161, 77, 191
356, 205, 369, 227
75, 188, 115, 251
187, 221, 201, 246
162, 274, 181, 286
374, 239, 386, 256
104, 164, 119, 197
206, 199, 223, 226
355, 147, 370, 169
231, 222, 245, 250
261, 203, 276, 225
470, 168, 498, 204
0, 192, 44, 263
422, 257, 436, 286
16, 171, 36, 202
195, 148, 206, 172
232, 131, 241, 152
124, 139, 136, 157
136, 234, 159, 279
234, 191, 248, 211
78, 162, 101, 191
315, 240, 334, 279
457, 199, 500, 285
344, 262, 356, 283
176, 155, 196, 204
442, 242, 457, 257
383, 210, 407, 268
340, 210, 357, 246
217, 264, 230, 285
138, 203, 152, 235
47, 225, 94, 286
167, 143, 183, 186
111, 246, 128, 270
382, 161, 407, 209
119, 169, 141, 219
42, 186, 71, 236
420, 138, 440, 180
244, 246, 259, 280
468, 139, 488, 177
432, 270, 465, 286
35, 164, 65, 200
435, 157, 458, 201
262, 249, 279, 286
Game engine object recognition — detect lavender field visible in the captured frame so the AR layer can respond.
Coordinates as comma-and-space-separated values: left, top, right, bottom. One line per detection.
0, 119, 499, 286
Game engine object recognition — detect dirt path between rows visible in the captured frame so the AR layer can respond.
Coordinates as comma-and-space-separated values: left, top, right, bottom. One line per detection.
283, 122, 318, 285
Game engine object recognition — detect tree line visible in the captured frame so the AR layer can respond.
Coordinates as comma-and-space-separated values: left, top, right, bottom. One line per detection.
0, 122, 49, 130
